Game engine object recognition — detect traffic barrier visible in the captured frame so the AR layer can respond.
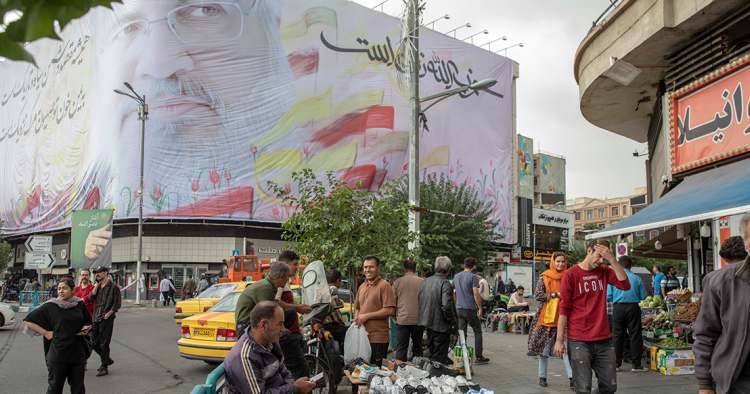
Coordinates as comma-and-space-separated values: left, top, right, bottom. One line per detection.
189, 363, 226, 394
18, 291, 49, 312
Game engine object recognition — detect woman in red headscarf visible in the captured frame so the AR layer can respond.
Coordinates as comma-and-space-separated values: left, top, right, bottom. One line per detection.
527, 251, 573, 389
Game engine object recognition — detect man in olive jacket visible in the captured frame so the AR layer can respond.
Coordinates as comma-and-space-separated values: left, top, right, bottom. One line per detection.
418, 256, 456, 364
694, 214, 750, 394
235, 262, 290, 335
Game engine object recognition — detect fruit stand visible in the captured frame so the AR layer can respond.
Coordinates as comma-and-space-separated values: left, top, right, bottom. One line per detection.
641, 293, 702, 376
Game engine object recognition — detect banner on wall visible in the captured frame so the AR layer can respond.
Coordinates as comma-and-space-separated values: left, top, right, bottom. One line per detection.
70, 209, 114, 269
0, 0, 513, 242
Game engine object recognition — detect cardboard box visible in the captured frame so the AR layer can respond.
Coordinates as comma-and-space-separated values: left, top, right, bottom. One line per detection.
654, 326, 682, 336
453, 346, 474, 374
657, 349, 695, 375
645, 331, 678, 338
650, 346, 660, 371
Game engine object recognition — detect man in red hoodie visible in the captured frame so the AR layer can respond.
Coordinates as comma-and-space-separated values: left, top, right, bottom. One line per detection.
555, 239, 630, 394
74, 269, 96, 317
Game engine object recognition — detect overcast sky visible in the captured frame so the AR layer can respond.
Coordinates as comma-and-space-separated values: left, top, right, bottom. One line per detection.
353, 0, 649, 201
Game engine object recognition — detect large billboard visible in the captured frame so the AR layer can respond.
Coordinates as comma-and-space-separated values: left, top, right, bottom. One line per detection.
0, 0, 513, 242
70, 209, 114, 269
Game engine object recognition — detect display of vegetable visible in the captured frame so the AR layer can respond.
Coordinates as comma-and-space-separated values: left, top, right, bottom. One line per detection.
657, 338, 691, 348
675, 299, 702, 320
639, 295, 666, 308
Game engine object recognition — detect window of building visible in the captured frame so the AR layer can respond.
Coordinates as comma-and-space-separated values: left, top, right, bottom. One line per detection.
598, 209, 605, 218
623, 205, 628, 215
612, 206, 619, 216
649, 230, 659, 239
599, 223, 606, 229
587, 210, 594, 219
636, 230, 645, 236
575, 211, 581, 220
534, 225, 562, 250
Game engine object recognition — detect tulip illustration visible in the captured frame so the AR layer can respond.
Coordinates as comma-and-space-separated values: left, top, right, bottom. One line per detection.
284, 184, 292, 195
224, 169, 232, 188
192, 180, 200, 192
209, 168, 220, 192
153, 185, 162, 202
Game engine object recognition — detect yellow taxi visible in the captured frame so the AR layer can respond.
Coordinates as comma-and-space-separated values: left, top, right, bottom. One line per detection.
173, 281, 251, 324
178, 285, 303, 364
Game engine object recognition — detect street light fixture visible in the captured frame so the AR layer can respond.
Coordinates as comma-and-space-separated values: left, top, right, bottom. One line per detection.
113, 82, 148, 307
424, 14, 450, 30
407, 78, 497, 249
462, 30, 489, 44
479, 36, 507, 51
495, 42, 524, 57
445, 23, 471, 38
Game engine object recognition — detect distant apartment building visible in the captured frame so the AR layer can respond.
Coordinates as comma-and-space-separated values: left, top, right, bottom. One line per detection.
568, 187, 665, 240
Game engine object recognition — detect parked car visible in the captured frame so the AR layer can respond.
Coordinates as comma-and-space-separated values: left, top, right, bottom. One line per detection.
173, 282, 251, 324
0, 302, 15, 328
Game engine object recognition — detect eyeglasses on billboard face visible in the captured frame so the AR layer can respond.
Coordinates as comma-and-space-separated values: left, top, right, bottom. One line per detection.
110, 1, 259, 47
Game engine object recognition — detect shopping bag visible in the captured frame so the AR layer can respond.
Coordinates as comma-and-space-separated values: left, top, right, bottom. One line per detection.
453, 345, 474, 374
344, 324, 371, 364
543, 299, 559, 324
159, 293, 164, 302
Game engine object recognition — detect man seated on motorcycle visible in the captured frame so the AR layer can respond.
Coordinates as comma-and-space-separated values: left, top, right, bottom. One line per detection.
315, 269, 347, 348
225, 301, 317, 394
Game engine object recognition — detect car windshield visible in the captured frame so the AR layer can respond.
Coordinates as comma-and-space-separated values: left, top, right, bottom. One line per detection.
208, 292, 241, 313
197, 284, 238, 299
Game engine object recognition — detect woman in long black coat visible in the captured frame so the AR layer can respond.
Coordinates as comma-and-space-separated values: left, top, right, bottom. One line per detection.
24, 277, 92, 394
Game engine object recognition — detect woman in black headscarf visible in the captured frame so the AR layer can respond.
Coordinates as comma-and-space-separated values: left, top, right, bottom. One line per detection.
24, 277, 92, 394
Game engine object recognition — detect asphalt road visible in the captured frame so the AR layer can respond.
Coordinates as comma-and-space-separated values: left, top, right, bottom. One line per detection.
0, 307, 217, 394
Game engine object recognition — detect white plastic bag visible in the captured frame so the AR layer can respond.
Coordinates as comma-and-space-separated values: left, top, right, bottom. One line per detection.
344, 324, 371, 364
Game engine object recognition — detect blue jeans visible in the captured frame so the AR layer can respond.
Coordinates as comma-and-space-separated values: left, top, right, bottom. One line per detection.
539, 354, 573, 378
568, 338, 617, 394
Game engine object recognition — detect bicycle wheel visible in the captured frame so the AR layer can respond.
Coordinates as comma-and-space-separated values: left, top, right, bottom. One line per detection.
305, 354, 337, 394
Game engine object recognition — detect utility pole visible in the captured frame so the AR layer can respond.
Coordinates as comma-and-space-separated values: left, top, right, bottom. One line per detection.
406, 0, 421, 250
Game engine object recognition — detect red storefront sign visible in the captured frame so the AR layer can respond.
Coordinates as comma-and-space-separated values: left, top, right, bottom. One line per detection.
670, 58, 750, 173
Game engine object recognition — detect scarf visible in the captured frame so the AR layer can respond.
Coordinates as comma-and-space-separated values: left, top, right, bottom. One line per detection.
539, 252, 567, 328
542, 252, 567, 281
24, 296, 84, 338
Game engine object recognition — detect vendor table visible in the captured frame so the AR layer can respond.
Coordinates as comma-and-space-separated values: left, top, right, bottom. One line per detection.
345, 370, 396, 394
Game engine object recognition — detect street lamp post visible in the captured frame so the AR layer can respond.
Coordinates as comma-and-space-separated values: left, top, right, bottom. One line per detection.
424, 14, 449, 30
445, 23, 471, 38
496, 42, 524, 57
462, 30, 489, 44
113, 83, 147, 306
479, 36, 507, 51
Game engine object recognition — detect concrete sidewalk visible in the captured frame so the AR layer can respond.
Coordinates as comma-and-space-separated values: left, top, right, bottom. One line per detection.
460, 324, 696, 394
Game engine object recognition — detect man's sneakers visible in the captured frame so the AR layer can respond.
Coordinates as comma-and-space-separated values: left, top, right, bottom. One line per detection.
96, 365, 108, 377
570, 378, 574, 390
427, 362, 460, 377
615, 365, 621, 372
475, 356, 490, 364
539, 377, 547, 387
395, 365, 430, 379
631, 366, 648, 373
106, 358, 114, 366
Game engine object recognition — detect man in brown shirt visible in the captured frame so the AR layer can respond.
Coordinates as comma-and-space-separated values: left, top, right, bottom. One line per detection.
354, 255, 395, 367
392, 260, 423, 362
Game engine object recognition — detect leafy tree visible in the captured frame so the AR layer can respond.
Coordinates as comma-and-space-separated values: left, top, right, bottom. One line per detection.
390, 173, 498, 271
0, 241, 11, 273
583, 223, 600, 231
267, 169, 434, 281
1, 1, 119, 65
566, 237, 687, 275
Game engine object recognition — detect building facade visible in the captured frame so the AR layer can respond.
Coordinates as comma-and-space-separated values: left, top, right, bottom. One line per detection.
574, 0, 750, 289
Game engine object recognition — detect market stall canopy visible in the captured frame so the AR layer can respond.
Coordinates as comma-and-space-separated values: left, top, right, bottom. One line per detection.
632, 227, 688, 260
588, 159, 750, 240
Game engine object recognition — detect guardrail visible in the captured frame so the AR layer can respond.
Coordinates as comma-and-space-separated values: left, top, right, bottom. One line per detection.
19, 291, 50, 310
190, 363, 227, 394
592, 0, 625, 30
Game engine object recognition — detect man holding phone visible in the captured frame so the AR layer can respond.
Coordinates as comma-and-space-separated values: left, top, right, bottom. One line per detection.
225, 301, 317, 394
87, 266, 122, 377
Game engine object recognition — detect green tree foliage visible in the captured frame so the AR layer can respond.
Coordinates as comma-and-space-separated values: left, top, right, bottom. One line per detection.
268, 169, 433, 276
0, 241, 11, 273
390, 174, 498, 271
583, 223, 600, 231
566, 237, 688, 275
1, 1, 119, 65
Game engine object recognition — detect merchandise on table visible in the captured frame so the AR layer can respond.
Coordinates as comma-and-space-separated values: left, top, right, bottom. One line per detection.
675, 299, 701, 320
656, 338, 691, 348
639, 295, 665, 308
359, 357, 496, 394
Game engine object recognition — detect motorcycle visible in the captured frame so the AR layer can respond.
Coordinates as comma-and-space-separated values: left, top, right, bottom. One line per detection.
299, 260, 343, 394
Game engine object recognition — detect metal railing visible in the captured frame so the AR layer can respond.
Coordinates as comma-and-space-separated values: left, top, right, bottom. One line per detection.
591, 0, 625, 30
19, 291, 50, 307
190, 363, 227, 394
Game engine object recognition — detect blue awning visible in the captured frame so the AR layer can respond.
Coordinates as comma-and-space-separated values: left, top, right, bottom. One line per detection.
588, 159, 750, 239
